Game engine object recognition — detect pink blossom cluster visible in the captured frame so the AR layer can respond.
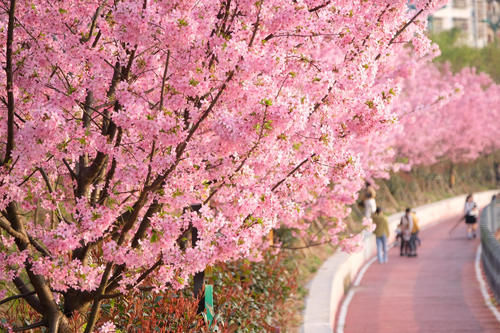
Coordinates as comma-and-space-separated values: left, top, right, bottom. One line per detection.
388, 57, 500, 166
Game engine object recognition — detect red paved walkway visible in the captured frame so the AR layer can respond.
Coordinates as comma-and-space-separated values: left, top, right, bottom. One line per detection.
343, 215, 500, 332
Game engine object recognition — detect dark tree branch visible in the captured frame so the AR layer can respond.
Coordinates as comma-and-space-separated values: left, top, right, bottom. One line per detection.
0, 215, 27, 241
97, 129, 122, 205
0, 290, 36, 306
38, 167, 54, 193
273, 240, 329, 250
47, 313, 61, 333
62, 158, 78, 180
28, 234, 52, 257
83, 263, 113, 333
5, 203, 60, 321
3, 0, 17, 165
204, 106, 268, 204
159, 50, 170, 111
127, 258, 162, 290
248, 0, 263, 47
13, 277, 43, 313
80, 5, 102, 43
12, 321, 46, 332
375, 9, 424, 61
271, 154, 314, 192
309, 1, 331, 12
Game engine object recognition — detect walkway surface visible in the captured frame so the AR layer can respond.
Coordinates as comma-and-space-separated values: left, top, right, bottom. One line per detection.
342, 215, 500, 332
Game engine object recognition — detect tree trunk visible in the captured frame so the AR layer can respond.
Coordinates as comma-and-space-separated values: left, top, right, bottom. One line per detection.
449, 162, 456, 188
56, 315, 73, 333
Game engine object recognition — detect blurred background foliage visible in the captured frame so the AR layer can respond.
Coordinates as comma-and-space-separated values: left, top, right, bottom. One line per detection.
431, 28, 500, 82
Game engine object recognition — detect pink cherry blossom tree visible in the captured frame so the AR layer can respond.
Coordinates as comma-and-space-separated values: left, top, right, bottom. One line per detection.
0, 0, 451, 331
392, 63, 500, 167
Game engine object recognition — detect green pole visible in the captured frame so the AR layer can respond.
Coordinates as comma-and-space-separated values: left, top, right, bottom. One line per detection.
205, 284, 214, 328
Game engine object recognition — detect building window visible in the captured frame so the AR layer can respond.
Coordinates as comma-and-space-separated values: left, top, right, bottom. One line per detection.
453, 18, 469, 32
432, 17, 444, 33
453, 0, 467, 9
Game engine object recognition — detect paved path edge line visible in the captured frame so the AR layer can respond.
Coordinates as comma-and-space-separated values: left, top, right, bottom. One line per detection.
335, 241, 398, 333
335, 256, 377, 333
474, 244, 500, 323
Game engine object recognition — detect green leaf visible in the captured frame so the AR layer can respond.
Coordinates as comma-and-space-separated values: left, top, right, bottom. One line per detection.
67, 86, 76, 95
260, 98, 273, 106
151, 230, 159, 243
172, 189, 183, 198
277, 133, 287, 140
263, 120, 273, 130
177, 18, 188, 27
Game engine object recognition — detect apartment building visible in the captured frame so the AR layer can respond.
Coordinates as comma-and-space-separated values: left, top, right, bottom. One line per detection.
484, 0, 500, 43
428, 0, 489, 47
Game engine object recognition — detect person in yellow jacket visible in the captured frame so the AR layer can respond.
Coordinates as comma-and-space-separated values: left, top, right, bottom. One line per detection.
409, 210, 420, 257
372, 207, 389, 263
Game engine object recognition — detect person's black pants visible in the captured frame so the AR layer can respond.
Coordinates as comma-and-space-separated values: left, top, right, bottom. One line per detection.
400, 239, 411, 255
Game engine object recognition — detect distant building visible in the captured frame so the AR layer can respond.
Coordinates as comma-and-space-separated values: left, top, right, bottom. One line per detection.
428, 0, 489, 47
484, 0, 500, 43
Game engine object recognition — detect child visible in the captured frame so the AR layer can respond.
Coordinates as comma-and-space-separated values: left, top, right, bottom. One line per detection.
395, 223, 402, 246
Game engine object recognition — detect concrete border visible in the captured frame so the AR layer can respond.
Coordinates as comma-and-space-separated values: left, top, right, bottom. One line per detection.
301, 190, 498, 333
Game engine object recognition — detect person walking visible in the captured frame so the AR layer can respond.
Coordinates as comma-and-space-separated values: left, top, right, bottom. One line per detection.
464, 194, 479, 239
361, 181, 377, 218
373, 207, 389, 263
409, 210, 420, 257
400, 208, 413, 256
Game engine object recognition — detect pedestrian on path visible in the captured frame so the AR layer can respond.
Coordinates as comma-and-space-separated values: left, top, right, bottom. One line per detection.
400, 208, 414, 256
395, 224, 402, 246
373, 207, 389, 263
361, 181, 377, 218
464, 194, 478, 239
410, 210, 420, 257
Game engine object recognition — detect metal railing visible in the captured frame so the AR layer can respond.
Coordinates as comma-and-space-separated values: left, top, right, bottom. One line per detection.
480, 199, 500, 303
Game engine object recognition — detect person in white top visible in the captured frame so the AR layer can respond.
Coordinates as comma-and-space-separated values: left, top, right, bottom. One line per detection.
361, 181, 377, 218
464, 194, 478, 239
400, 208, 414, 256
